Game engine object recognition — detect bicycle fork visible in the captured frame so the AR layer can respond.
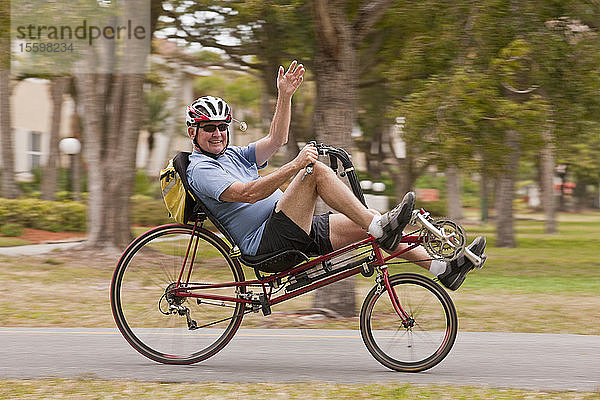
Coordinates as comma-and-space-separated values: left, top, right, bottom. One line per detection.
378, 266, 415, 328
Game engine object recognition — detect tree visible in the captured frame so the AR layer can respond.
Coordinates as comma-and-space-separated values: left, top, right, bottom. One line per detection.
0, 0, 19, 199
73, 0, 153, 250
533, 16, 600, 216
366, 1, 482, 202
141, 82, 169, 173
385, 0, 600, 245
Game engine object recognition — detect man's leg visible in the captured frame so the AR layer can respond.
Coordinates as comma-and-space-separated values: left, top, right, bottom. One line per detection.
328, 213, 433, 270
274, 158, 431, 269
275, 161, 376, 234
276, 161, 477, 278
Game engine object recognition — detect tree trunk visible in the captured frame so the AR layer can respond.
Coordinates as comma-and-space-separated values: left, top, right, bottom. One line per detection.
495, 130, 520, 247
364, 127, 383, 178
446, 164, 463, 220
41, 77, 69, 201
159, 67, 183, 173
76, 73, 145, 251
311, 17, 356, 148
540, 126, 556, 233
392, 155, 418, 201
309, 0, 394, 318
70, 107, 83, 201
0, 68, 19, 198
0, 0, 19, 198
310, 0, 359, 318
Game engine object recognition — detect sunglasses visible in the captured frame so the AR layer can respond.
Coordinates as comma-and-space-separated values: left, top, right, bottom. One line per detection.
198, 123, 229, 133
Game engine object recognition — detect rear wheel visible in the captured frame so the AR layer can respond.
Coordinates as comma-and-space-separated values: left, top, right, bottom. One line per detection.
360, 273, 457, 372
111, 224, 245, 364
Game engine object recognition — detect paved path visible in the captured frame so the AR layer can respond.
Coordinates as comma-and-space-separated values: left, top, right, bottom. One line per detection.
0, 241, 82, 256
1, 328, 598, 391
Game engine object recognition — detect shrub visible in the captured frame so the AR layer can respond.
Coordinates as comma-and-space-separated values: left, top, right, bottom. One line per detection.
131, 195, 173, 226
0, 196, 175, 233
0, 223, 24, 237
135, 171, 162, 199
0, 199, 86, 232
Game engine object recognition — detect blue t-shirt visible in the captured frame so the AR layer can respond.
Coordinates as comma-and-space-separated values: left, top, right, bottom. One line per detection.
187, 143, 282, 255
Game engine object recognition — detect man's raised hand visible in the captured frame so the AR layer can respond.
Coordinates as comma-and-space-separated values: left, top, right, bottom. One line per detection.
277, 60, 305, 98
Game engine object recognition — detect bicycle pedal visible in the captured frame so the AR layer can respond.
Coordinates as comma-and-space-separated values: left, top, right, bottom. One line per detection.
476, 254, 487, 269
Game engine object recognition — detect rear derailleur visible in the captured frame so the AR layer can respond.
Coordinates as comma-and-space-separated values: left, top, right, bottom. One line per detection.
161, 283, 198, 330
168, 304, 198, 330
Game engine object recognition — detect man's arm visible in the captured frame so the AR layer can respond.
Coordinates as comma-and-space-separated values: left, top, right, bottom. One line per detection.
220, 144, 318, 204
255, 60, 305, 166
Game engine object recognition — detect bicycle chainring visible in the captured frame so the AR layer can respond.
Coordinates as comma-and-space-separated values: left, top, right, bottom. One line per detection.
419, 218, 466, 262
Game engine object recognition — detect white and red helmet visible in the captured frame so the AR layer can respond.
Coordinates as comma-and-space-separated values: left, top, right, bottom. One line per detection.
186, 96, 232, 127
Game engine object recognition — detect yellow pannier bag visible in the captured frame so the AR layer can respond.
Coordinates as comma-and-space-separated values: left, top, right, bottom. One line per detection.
159, 152, 195, 224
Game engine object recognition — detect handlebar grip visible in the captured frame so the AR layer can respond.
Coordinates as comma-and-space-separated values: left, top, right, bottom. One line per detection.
329, 154, 338, 172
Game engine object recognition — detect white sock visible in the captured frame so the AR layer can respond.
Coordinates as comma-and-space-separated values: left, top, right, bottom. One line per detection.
367, 214, 383, 238
429, 260, 447, 276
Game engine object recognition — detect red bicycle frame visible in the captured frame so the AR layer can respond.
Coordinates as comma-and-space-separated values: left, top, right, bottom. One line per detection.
170, 221, 424, 325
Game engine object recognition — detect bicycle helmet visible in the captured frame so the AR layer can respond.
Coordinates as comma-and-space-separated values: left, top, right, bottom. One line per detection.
186, 96, 232, 126
186, 96, 232, 158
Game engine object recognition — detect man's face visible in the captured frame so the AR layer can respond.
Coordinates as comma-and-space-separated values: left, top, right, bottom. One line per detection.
190, 121, 229, 155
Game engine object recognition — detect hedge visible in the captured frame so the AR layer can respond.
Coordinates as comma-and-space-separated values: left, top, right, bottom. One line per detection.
0, 197, 174, 233
0, 198, 87, 232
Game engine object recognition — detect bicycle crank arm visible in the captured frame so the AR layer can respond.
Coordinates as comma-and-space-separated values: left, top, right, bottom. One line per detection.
413, 212, 455, 244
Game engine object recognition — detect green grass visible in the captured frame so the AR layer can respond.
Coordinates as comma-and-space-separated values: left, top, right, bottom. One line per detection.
0, 380, 598, 400
459, 217, 600, 276
0, 237, 31, 247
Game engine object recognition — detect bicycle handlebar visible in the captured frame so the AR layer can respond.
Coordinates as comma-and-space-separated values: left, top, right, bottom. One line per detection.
307, 141, 366, 207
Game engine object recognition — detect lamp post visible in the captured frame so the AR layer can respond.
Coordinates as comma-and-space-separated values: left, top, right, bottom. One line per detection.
59, 138, 82, 201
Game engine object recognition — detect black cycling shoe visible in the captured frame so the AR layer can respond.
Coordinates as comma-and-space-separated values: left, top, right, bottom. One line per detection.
438, 236, 487, 291
378, 191, 416, 252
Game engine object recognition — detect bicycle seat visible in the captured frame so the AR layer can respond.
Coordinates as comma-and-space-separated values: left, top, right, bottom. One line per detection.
241, 250, 309, 273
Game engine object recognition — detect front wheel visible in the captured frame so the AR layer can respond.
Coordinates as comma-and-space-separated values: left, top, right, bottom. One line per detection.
360, 273, 458, 372
110, 224, 246, 364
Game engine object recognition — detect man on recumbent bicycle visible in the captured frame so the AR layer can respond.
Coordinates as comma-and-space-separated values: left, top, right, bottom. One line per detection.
185, 60, 486, 291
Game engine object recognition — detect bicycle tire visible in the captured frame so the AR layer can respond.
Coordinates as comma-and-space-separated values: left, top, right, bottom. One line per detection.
110, 224, 246, 364
360, 273, 458, 372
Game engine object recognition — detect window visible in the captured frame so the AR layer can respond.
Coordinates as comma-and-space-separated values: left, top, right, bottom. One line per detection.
28, 131, 42, 170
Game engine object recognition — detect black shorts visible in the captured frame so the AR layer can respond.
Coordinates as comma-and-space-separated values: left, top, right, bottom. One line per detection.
256, 209, 333, 256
